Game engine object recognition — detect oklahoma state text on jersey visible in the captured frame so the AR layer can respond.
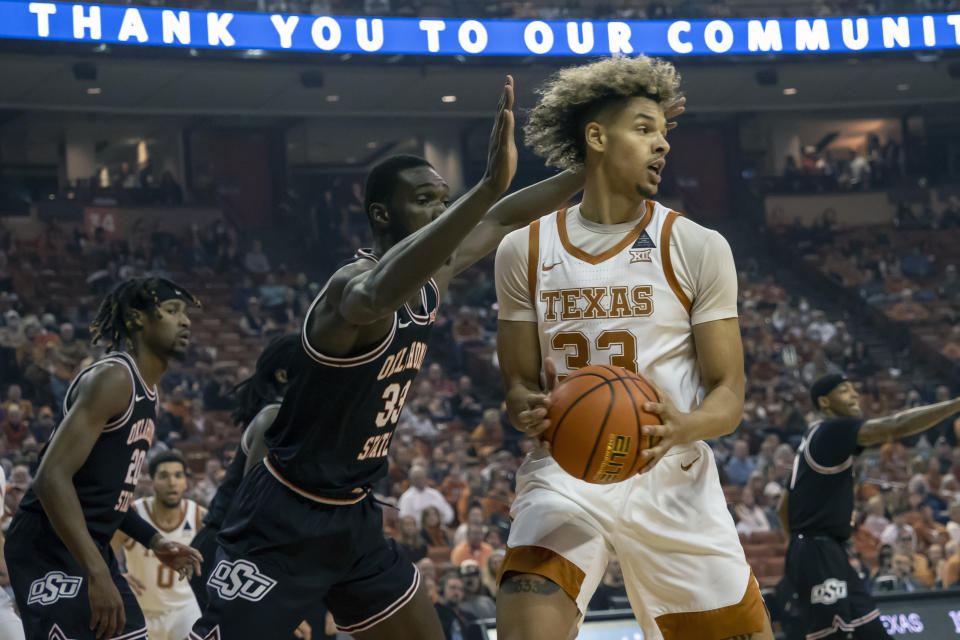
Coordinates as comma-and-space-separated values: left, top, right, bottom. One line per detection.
264, 249, 438, 499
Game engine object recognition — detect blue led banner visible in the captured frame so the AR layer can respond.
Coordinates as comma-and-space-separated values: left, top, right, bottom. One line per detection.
1, 2, 959, 56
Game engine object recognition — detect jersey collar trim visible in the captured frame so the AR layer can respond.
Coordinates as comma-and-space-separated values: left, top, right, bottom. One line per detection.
557, 201, 655, 265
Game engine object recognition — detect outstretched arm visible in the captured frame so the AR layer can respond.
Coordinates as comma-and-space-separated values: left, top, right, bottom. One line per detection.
857, 398, 960, 447
451, 169, 584, 275
335, 77, 517, 327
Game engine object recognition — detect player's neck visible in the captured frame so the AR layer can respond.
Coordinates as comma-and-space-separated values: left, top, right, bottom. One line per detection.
580, 178, 647, 225
152, 498, 184, 528
127, 342, 167, 388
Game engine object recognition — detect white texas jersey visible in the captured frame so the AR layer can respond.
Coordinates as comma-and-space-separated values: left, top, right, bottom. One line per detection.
497, 201, 739, 414
124, 496, 201, 613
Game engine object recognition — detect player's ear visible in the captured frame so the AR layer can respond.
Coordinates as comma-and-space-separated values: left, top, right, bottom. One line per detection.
584, 122, 605, 154
126, 308, 145, 332
275, 368, 288, 385
368, 202, 389, 227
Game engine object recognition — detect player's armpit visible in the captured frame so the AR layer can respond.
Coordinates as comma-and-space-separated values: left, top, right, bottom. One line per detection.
243, 404, 281, 475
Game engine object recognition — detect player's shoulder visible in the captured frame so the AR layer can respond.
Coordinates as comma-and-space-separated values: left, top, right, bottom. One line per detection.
69, 359, 134, 409
661, 206, 726, 244
498, 211, 558, 263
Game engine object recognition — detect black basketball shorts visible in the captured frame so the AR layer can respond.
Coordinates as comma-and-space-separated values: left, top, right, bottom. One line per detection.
189, 523, 220, 611
785, 534, 884, 639
5, 509, 146, 640
190, 462, 419, 639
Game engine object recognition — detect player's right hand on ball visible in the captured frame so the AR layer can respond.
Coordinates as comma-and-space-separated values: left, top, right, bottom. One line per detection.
513, 358, 559, 439
88, 569, 125, 639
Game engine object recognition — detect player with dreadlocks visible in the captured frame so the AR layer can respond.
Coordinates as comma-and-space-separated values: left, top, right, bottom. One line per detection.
5, 277, 203, 640
188, 334, 300, 609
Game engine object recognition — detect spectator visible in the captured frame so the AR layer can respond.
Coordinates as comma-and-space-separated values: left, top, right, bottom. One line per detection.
31, 405, 56, 442
735, 486, 772, 536
1, 384, 32, 421
725, 439, 756, 487
458, 559, 495, 620
399, 466, 455, 525
483, 549, 505, 598
47, 322, 87, 406
453, 502, 485, 547
947, 503, 960, 544
451, 523, 493, 568
1, 404, 29, 450
470, 409, 505, 456
427, 363, 457, 398
190, 457, 223, 506
396, 515, 427, 562
881, 506, 918, 552
943, 540, 960, 589
862, 495, 890, 540
239, 297, 276, 338
453, 376, 483, 424
243, 239, 271, 274
398, 403, 440, 439
885, 554, 927, 592
434, 575, 468, 640
588, 558, 628, 611
939, 265, 960, 301
420, 505, 451, 548
887, 290, 930, 323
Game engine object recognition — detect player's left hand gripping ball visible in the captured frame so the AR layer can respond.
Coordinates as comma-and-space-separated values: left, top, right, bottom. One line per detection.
639, 383, 689, 474
151, 537, 203, 580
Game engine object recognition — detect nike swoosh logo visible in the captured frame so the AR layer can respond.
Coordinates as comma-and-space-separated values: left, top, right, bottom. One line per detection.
135, 395, 146, 402
541, 261, 562, 271
398, 320, 412, 328
680, 455, 700, 472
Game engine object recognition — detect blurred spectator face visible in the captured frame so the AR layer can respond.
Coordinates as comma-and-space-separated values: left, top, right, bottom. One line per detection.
6, 405, 22, 426
867, 496, 885, 516
10, 464, 31, 485
410, 466, 428, 490
461, 568, 481, 595
6, 384, 22, 402
247, 298, 260, 313
399, 515, 418, 537
928, 545, 944, 564
205, 458, 222, 480
892, 554, 912, 578
441, 577, 464, 606
4, 482, 26, 514
467, 524, 484, 548
733, 440, 748, 460
428, 363, 445, 383
37, 406, 55, 430
422, 507, 441, 529
467, 505, 484, 527
458, 376, 472, 394
488, 551, 505, 577
153, 461, 188, 509
936, 386, 950, 402
59, 323, 74, 342
741, 486, 756, 508
482, 409, 500, 428
484, 529, 502, 548
605, 559, 623, 584
416, 557, 436, 582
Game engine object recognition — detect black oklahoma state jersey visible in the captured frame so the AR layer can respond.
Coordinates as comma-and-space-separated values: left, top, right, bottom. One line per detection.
265, 249, 438, 494
19, 351, 158, 545
788, 416, 865, 539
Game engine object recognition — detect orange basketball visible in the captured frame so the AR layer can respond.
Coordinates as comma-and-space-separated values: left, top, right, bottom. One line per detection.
544, 365, 662, 484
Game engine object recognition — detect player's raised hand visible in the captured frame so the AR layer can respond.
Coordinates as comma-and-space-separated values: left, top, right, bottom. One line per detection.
663, 96, 686, 131
88, 569, 125, 638
152, 538, 203, 580
637, 382, 689, 474
481, 75, 517, 196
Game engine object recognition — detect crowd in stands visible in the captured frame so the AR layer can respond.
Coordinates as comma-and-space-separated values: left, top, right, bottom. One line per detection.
776, 196, 960, 379
773, 134, 906, 194
96, 0, 959, 19
2, 176, 960, 639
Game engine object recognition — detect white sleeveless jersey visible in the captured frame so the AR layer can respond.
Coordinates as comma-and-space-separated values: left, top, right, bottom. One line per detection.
529, 201, 702, 412
124, 496, 201, 613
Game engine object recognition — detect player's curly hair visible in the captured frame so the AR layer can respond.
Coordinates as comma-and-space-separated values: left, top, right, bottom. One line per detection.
90, 277, 199, 351
231, 334, 299, 427
524, 56, 682, 169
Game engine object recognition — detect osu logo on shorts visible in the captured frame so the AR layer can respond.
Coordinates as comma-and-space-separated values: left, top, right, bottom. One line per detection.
208, 559, 277, 602
27, 571, 83, 606
810, 578, 848, 605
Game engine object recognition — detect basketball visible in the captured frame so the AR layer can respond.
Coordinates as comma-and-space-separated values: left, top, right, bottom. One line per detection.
544, 365, 662, 484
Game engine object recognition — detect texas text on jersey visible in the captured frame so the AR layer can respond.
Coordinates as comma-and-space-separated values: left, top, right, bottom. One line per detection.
18, 351, 158, 544
264, 249, 439, 498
